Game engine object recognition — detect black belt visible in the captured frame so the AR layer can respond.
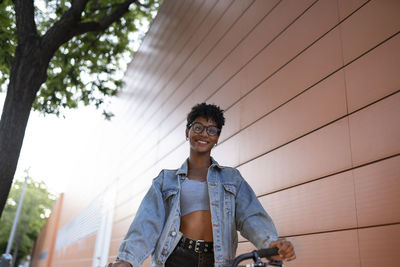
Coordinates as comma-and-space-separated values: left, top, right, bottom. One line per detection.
178, 236, 213, 254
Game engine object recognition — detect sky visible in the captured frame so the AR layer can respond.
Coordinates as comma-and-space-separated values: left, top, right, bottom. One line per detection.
0, 92, 107, 195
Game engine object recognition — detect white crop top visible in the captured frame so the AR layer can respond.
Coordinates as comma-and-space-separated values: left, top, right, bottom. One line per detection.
180, 178, 210, 216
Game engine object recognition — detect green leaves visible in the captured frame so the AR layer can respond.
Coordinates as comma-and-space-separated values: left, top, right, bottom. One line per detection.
0, 0, 16, 91
0, 177, 56, 263
1, 0, 161, 117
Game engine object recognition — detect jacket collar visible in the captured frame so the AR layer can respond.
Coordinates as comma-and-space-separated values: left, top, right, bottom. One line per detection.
176, 157, 223, 176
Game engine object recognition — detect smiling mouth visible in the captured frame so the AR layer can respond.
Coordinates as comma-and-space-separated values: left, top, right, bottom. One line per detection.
196, 140, 209, 145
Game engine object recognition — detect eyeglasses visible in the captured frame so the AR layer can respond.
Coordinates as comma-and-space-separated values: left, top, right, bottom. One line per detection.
189, 122, 221, 136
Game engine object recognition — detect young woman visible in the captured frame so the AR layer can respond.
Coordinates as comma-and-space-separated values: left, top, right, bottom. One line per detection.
109, 103, 295, 267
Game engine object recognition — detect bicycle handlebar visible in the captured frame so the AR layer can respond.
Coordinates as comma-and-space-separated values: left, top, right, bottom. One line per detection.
257, 248, 279, 258
231, 247, 281, 267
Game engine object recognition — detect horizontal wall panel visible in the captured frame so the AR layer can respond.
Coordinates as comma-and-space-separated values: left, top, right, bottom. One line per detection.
160, 0, 287, 139
157, 121, 186, 162
349, 92, 400, 166
354, 156, 400, 227
237, 118, 352, 194
147, 0, 243, 114
285, 230, 360, 267
155, 140, 188, 170
345, 34, 400, 112
237, 27, 343, 131
53, 259, 93, 267
122, 0, 250, 157
358, 224, 400, 267
212, 133, 240, 167
123, 0, 177, 88
210, 0, 329, 113
156, 0, 318, 142
237, 229, 360, 267
135, 0, 213, 115
132, 0, 197, 93
53, 234, 97, 266
338, 0, 369, 20
236, 69, 347, 164
114, 195, 142, 223
108, 239, 121, 258
125, 1, 186, 99
218, 102, 241, 142
259, 171, 357, 236
116, 175, 151, 205
339, 0, 400, 63
194, 0, 281, 75
112, 216, 133, 240
140, 0, 229, 117
142, 0, 255, 133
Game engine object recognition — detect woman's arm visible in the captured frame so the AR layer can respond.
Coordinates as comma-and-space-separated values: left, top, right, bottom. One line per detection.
115, 172, 166, 267
234, 173, 295, 261
235, 173, 279, 249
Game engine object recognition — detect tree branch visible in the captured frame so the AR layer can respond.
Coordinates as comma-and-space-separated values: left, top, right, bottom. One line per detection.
72, 0, 136, 34
40, 0, 145, 61
69, 0, 90, 19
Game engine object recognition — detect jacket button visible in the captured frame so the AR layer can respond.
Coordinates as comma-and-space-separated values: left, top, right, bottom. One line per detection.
162, 249, 168, 255
171, 231, 176, 237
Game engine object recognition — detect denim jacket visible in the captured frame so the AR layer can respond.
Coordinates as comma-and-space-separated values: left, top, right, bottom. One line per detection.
117, 158, 278, 267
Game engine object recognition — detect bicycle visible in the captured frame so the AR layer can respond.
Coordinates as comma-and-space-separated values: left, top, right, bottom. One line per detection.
231, 247, 283, 267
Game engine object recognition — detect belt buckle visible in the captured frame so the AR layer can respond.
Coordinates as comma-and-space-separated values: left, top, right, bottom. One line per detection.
194, 240, 204, 253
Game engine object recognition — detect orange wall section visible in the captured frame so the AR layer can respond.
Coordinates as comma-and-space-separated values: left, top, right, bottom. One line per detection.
32, 1, 400, 266
31, 193, 63, 267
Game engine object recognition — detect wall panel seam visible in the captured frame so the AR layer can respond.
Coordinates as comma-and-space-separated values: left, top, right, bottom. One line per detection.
127, 0, 234, 124
121, 0, 377, 158
122, 0, 194, 112
117, 87, 399, 201
127, 0, 175, 71
217, 32, 400, 147
121, 0, 258, 143
127, 0, 220, 118
256, 153, 400, 198
113, 4, 399, 206
123, 0, 180, 92
236, 222, 400, 241
127, 0, 208, 116
128, 0, 371, 143
119, 0, 314, 159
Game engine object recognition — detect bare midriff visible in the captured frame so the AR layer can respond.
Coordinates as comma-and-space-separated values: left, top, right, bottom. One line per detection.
180, 210, 213, 241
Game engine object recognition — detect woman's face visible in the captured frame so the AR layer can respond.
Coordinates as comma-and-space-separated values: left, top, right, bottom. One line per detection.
186, 117, 220, 154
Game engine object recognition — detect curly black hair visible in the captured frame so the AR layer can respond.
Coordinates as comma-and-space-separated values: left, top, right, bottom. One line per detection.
186, 103, 225, 133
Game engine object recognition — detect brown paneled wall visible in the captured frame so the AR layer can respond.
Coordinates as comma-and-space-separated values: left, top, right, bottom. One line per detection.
108, 0, 400, 266
31, 194, 64, 267
31, 0, 399, 266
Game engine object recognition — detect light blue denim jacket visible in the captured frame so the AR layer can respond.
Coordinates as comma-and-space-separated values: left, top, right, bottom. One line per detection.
117, 158, 278, 267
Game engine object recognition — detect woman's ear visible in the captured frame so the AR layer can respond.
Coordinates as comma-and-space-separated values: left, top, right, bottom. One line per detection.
185, 128, 189, 139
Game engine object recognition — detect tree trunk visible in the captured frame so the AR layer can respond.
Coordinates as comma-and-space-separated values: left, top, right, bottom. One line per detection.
0, 37, 49, 217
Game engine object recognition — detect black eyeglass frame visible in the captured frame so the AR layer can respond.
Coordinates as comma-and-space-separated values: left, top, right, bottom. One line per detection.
188, 122, 221, 136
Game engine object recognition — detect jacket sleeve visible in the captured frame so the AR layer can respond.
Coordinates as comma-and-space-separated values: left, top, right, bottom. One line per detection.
117, 172, 166, 267
235, 171, 279, 249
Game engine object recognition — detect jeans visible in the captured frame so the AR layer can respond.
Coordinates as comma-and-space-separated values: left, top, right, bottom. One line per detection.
165, 245, 215, 267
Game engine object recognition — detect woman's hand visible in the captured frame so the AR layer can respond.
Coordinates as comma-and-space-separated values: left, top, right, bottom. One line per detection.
107, 260, 132, 267
269, 239, 296, 261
